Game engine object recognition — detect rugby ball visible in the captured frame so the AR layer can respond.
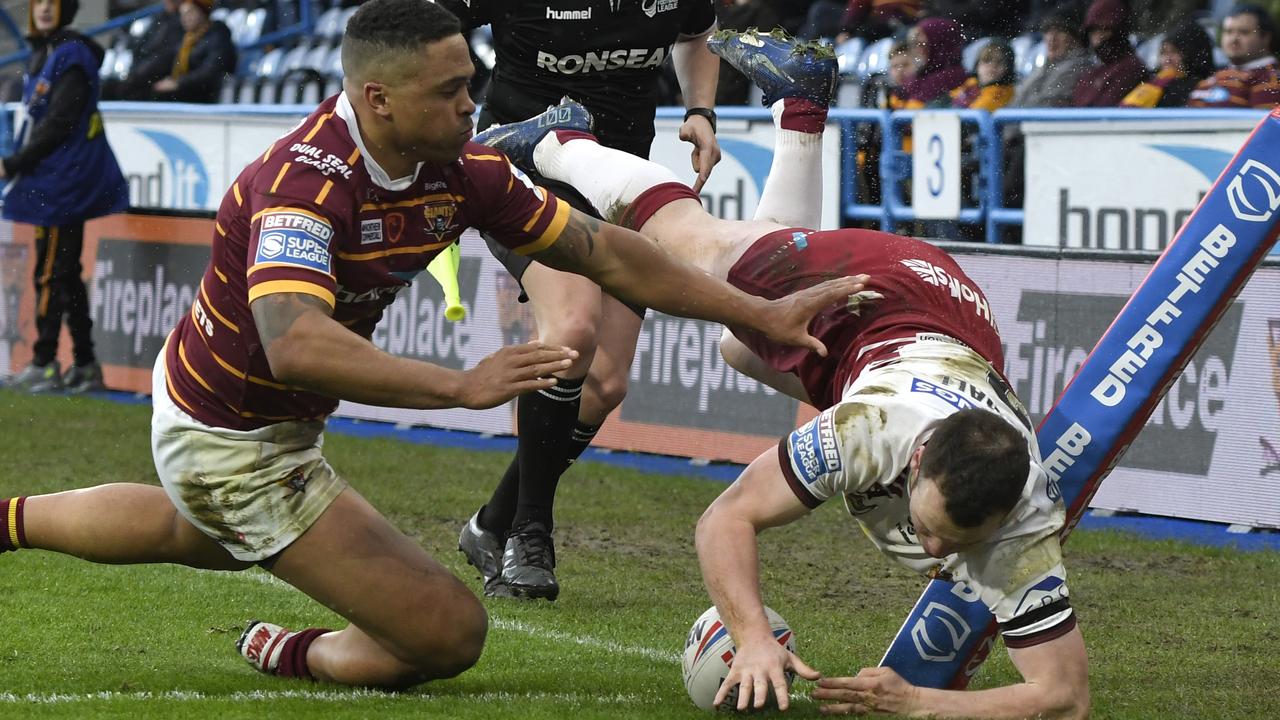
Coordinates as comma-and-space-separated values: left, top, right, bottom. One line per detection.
681, 605, 796, 711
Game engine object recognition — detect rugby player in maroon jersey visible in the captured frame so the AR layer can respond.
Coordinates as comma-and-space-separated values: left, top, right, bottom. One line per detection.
0, 0, 864, 689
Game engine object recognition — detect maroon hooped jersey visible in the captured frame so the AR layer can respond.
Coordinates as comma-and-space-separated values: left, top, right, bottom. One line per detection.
164, 93, 569, 430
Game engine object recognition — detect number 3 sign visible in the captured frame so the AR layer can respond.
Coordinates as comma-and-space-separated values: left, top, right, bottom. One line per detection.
911, 112, 961, 220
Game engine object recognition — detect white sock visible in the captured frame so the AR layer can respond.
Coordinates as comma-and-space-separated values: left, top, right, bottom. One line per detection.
533, 133, 683, 224
752, 100, 825, 228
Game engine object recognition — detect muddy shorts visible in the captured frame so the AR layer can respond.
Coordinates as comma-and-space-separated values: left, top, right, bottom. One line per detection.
150, 353, 347, 562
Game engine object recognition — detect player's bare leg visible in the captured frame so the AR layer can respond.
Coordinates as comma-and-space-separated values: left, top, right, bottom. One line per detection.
257, 487, 487, 685
1, 485, 249, 570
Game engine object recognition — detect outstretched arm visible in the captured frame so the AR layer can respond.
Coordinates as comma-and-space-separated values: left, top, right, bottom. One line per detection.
529, 207, 866, 356
696, 449, 822, 712
813, 625, 1090, 719
251, 292, 574, 410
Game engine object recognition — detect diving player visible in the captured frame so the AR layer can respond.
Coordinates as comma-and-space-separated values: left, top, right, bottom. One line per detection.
475, 29, 1091, 718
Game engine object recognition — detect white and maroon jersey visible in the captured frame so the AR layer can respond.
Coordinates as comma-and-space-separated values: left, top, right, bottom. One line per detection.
165, 93, 569, 430
779, 339, 1075, 648
726, 227, 1004, 411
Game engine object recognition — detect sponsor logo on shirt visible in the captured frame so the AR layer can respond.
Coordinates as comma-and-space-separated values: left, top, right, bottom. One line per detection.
535, 47, 669, 74
360, 218, 383, 245
910, 377, 978, 411
546, 6, 591, 20
899, 258, 994, 327
788, 409, 842, 484
289, 143, 352, 180
255, 211, 333, 274
641, 0, 678, 16
1011, 575, 1068, 617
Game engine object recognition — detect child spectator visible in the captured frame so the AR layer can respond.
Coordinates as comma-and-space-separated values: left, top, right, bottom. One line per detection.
1122, 20, 1217, 107
952, 40, 1017, 110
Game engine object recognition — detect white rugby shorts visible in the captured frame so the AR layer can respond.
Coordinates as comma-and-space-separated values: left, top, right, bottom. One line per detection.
150, 351, 347, 561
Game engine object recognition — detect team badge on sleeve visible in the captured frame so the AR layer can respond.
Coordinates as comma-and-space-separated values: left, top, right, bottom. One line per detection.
788, 409, 842, 486
255, 209, 334, 274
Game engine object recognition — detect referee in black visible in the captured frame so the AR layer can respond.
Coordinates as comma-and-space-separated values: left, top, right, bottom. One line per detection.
444, 0, 722, 601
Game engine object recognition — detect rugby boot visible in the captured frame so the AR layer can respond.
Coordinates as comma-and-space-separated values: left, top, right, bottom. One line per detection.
502, 520, 559, 601
237, 620, 292, 675
458, 508, 514, 598
472, 97, 594, 171
9, 361, 62, 394
64, 361, 106, 394
707, 27, 838, 108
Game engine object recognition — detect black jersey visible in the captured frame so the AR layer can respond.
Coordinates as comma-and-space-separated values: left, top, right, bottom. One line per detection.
441, 0, 716, 157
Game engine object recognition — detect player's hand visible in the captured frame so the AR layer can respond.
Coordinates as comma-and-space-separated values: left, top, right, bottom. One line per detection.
679, 115, 721, 194
812, 667, 921, 716
758, 274, 871, 357
714, 635, 821, 712
457, 343, 577, 409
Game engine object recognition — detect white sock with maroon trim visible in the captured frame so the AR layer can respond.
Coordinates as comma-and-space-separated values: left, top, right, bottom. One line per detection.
532, 132, 684, 225
753, 99, 827, 228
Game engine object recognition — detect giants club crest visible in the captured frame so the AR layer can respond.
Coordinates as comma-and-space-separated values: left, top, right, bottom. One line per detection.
423, 201, 457, 241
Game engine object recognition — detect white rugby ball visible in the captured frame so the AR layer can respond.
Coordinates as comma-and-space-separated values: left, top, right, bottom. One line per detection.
681, 605, 796, 712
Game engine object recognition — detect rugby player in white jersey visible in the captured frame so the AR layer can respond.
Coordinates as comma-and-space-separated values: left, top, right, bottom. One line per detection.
476, 28, 1090, 719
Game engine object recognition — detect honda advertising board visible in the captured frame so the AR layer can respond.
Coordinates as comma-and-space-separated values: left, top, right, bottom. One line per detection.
1022, 119, 1277, 253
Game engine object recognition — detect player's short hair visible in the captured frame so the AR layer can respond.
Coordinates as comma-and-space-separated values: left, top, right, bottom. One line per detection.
919, 409, 1030, 529
341, 0, 462, 82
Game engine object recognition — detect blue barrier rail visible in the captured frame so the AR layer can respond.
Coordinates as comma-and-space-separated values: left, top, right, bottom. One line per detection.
0, 100, 1266, 244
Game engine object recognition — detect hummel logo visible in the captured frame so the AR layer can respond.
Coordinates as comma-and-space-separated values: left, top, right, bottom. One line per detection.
546, 7, 591, 20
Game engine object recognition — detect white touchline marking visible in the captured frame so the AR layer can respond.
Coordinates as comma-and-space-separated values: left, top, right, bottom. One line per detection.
490, 617, 680, 664
0, 690, 658, 704
198, 569, 681, 663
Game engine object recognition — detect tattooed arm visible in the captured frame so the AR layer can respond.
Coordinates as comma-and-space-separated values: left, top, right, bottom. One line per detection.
250, 292, 574, 409
528, 208, 867, 356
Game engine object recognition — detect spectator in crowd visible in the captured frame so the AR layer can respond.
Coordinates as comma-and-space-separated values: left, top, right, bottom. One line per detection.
4, 0, 129, 393
1011, 9, 1094, 108
101, 0, 182, 100
1073, 0, 1149, 106
903, 17, 969, 107
799, 0, 922, 42
854, 41, 915, 209
1188, 4, 1280, 107
1121, 19, 1217, 106
1000, 10, 1093, 234
951, 39, 1017, 109
147, 0, 236, 103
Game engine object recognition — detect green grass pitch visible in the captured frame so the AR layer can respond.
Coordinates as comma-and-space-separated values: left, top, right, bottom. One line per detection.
1, 390, 1277, 719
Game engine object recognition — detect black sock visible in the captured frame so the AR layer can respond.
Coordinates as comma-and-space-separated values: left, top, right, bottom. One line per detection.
510, 376, 586, 532
560, 421, 601, 475
478, 459, 520, 536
